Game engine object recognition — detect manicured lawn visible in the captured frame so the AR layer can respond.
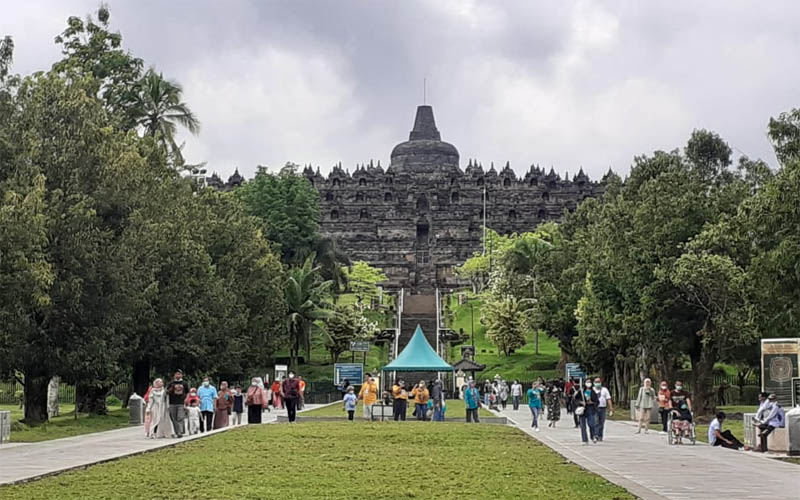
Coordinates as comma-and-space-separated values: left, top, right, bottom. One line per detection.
1, 404, 128, 442
0, 422, 635, 500
303, 398, 493, 418
446, 295, 561, 381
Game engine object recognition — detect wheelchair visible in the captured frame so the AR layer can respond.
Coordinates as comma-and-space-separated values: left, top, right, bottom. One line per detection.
666, 409, 696, 445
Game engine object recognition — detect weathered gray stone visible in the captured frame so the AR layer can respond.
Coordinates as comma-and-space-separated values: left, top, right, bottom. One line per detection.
307, 105, 605, 291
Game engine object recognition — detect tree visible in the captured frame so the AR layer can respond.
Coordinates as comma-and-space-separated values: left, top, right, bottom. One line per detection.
343, 261, 387, 308
125, 69, 200, 167
52, 5, 143, 127
285, 256, 333, 370
323, 305, 360, 363
483, 296, 528, 356
669, 252, 756, 414
237, 164, 321, 264
768, 108, 800, 166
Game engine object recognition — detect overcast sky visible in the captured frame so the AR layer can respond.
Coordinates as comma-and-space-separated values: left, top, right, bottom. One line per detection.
3, 1, 799, 180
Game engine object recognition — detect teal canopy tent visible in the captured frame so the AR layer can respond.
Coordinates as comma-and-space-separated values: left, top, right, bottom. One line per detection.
382, 325, 454, 372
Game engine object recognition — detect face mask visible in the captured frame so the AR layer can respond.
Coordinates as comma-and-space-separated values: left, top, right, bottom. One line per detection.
661, 385, 667, 390
594, 382, 601, 388
289, 373, 295, 379
675, 386, 682, 391
585, 382, 592, 388
203, 381, 209, 387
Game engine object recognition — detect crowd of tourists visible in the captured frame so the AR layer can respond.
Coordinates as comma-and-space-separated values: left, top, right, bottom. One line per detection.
143, 370, 308, 438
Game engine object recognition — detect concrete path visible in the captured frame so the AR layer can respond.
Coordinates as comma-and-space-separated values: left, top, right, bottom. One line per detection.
0, 404, 322, 485
498, 406, 800, 500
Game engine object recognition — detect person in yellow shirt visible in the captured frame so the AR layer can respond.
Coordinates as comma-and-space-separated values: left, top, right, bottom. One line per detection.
392, 379, 408, 421
411, 381, 430, 421
358, 374, 378, 420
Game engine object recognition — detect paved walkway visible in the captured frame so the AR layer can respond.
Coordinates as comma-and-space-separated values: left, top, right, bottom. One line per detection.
498, 406, 800, 500
0, 404, 323, 485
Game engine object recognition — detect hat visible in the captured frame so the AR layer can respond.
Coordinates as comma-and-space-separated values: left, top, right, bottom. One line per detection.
768, 393, 777, 401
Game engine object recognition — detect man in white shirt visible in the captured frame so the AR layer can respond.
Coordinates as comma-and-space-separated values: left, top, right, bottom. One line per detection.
593, 377, 613, 442
755, 394, 785, 453
511, 380, 523, 410
708, 411, 745, 449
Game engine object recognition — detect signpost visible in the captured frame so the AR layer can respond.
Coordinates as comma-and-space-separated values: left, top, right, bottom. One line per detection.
565, 362, 585, 381
335, 363, 364, 386
275, 364, 288, 381
350, 341, 370, 352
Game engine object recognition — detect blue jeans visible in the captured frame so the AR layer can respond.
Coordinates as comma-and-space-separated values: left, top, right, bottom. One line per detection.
433, 404, 444, 421
596, 407, 607, 440
415, 403, 427, 421
513, 395, 520, 410
529, 406, 541, 427
579, 406, 597, 442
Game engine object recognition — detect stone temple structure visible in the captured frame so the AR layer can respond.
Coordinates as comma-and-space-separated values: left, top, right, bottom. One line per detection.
302, 105, 604, 292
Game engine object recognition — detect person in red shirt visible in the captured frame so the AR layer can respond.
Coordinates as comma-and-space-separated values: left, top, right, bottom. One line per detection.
657, 381, 671, 434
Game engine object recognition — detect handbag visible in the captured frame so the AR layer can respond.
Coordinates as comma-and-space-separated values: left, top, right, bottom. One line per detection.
575, 388, 587, 415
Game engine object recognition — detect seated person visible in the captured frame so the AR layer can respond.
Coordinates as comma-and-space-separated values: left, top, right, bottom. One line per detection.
670, 403, 693, 441
708, 411, 747, 450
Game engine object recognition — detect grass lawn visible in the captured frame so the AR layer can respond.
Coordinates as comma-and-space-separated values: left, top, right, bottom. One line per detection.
0, 422, 635, 500
303, 399, 493, 418
446, 295, 561, 381
1, 404, 128, 443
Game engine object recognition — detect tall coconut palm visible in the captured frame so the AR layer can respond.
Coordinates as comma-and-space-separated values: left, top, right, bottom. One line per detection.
129, 69, 200, 167
285, 255, 333, 370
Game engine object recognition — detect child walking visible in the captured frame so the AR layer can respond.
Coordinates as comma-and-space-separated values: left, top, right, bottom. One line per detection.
232, 385, 244, 426
343, 386, 357, 421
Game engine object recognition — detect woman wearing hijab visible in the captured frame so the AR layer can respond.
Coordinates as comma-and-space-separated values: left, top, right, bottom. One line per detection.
144, 378, 174, 438
213, 381, 234, 429
246, 377, 268, 424
635, 378, 656, 434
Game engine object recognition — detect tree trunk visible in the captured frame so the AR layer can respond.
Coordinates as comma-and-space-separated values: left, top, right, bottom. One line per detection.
76, 383, 110, 415
613, 357, 624, 403
47, 376, 60, 418
23, 372, 50, 425
132, 357, 151, 397
690, 345, 717, 417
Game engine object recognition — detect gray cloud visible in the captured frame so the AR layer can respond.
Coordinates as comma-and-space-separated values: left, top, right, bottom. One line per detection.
3, 1, 799, 181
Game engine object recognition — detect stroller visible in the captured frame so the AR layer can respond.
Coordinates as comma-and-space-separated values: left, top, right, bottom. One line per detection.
666, 406, 696, 445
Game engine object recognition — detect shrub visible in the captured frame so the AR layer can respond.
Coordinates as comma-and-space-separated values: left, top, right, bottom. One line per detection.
106, 395, 122, 407
528, 359, 557, 371
741, 385, 761, 404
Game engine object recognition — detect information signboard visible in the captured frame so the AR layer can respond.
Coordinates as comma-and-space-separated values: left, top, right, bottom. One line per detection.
761, 339, 800, 408
565, 362, 585, 381
334, 363, 364, 385
350, 341, 370, 352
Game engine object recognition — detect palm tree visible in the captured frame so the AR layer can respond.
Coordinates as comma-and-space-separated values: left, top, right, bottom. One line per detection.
285, 255, 333, 370
503, 234, 553, 354
129, 69, 200, 167
313, 236, 350, 293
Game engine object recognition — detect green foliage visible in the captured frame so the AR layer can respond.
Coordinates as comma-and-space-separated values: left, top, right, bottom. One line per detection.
236, 164, 321, 264
51, 6, 143, 126
285, 255, 333, 370
343, 260, 387, 307
323, 304, 360, 363
0, 13, 288, 423
483, 296, 529, 356
768, 108, 800, 166
0, 423, 635, 500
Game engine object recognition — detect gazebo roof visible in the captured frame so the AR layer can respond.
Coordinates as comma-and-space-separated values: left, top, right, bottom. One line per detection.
452, 358, 486, 372
381, 325, 453, 372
